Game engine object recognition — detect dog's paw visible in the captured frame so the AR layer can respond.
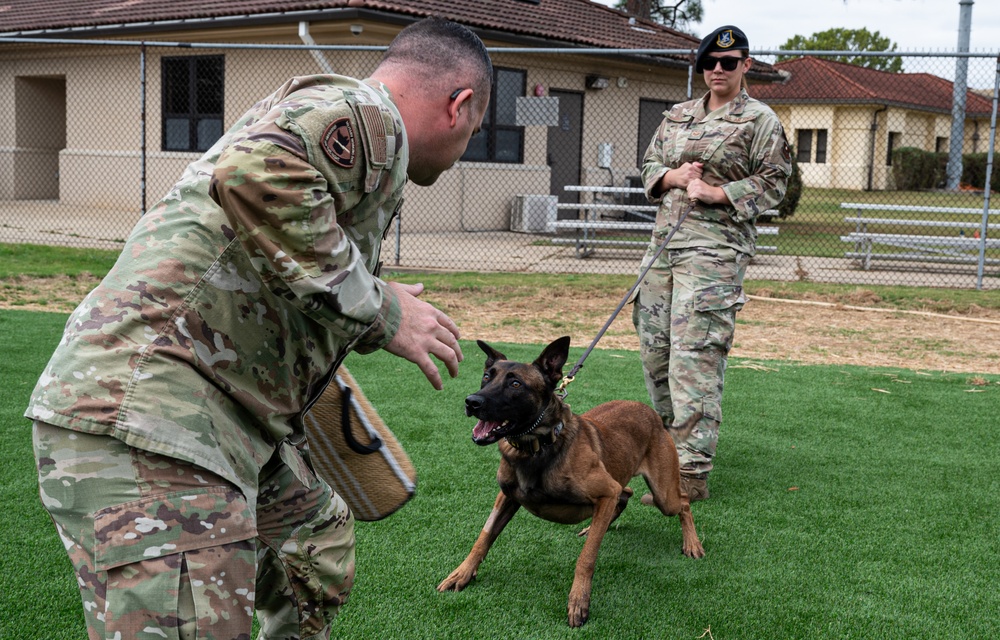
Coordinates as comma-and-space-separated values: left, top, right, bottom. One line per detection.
683, 540, 705, 559
567, 593, 591, 627
437, 568, 476, 592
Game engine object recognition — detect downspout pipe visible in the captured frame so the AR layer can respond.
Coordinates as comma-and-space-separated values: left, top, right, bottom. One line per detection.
140, 42, 147, 216
298, 21, 334, 74
866, 105, 888, 191
686, 57, 693, 100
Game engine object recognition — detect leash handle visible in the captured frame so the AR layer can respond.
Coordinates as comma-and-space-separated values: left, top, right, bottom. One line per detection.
563, 199, 696, 386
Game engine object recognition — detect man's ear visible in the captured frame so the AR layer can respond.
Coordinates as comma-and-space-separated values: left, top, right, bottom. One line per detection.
448, 88, 475, 127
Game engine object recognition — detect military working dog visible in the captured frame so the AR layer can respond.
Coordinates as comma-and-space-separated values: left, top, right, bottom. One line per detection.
437, 336, 704, 627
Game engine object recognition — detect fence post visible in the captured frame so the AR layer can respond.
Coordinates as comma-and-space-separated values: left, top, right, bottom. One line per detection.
975, 53, 999, 290
945, 0, 975, 190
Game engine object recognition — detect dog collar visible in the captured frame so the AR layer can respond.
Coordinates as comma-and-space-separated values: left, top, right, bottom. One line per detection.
503, 399, 549, 440
505, 415, 564, 455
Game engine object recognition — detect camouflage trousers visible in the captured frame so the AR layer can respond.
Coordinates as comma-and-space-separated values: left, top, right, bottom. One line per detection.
631, 245, 750, 478
32, 420, 355, 640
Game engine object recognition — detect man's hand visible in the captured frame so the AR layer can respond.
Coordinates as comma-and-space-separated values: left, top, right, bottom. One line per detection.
384, 282, 463, 390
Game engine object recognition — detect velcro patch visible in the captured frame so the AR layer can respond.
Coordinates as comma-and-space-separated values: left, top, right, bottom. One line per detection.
357, 103, 388, 166
321, 117, 356, 168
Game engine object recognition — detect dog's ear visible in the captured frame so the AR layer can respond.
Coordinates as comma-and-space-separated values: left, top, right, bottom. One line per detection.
477, 340, 507, 369
534, 336, 570, 384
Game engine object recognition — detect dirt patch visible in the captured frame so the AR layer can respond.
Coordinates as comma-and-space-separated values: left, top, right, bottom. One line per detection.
0, 274, 103, 313
425, 288, 1000, 376
4, 274, 999, 375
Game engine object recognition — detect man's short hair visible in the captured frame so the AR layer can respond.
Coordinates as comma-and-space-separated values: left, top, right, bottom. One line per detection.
380, 17, 493, 107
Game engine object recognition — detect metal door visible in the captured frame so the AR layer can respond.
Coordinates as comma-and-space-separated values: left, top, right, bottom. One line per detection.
547, 89, 583, 209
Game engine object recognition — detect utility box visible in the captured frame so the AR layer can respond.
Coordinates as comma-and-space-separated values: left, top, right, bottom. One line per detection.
597, 142, 613, 169
510, 195, 557, 233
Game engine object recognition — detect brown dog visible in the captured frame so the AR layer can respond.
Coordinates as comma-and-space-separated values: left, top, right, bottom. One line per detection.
437, 336, 704, 627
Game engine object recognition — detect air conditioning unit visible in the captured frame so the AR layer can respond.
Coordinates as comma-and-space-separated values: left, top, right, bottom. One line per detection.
510, 195, 557, 233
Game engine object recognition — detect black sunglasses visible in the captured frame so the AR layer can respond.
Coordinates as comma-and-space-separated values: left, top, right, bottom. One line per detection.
702, 56, 744, 72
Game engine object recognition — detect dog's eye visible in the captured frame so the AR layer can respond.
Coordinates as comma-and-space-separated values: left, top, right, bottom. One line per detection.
510, 380, 521, 388
482, 372, 491, 381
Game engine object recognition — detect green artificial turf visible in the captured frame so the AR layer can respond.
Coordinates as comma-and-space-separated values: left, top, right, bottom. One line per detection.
2, 310, 998, 639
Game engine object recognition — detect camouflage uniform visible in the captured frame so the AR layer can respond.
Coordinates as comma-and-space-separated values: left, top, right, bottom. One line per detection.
631, 88, 791, 479
26, 73, 408, 638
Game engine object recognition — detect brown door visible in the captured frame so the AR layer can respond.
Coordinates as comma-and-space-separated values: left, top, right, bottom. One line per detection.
547, 89, 583, 212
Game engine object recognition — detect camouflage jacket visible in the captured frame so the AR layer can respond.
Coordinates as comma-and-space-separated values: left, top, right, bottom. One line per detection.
26, 74, 407, 501
641, 88, 791, 255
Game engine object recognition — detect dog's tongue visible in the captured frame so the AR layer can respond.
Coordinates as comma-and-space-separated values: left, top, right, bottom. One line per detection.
472, 419, 502, 441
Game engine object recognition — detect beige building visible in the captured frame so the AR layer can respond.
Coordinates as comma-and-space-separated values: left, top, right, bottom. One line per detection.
0, 0, 787, 235
752, 57, 996, 191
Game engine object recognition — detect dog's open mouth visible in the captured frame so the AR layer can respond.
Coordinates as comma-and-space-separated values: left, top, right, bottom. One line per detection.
472, 419, 510, 445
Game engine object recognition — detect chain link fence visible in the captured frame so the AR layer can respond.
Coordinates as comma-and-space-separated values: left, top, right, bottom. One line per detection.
1, 39, 997, 289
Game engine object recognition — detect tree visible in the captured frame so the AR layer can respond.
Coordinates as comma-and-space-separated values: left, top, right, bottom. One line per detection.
777, 28, 904, 72
615, 0, 703, 34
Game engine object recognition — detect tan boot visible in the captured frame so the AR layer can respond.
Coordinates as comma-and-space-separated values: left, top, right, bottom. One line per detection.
680, 475, 709, 502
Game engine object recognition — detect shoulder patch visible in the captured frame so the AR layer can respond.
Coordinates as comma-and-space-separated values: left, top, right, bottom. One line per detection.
321, 117, 356, 168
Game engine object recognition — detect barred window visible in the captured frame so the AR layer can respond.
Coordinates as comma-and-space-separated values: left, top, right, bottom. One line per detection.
796, 129, 812, 163
815, 129, 828, 164
462, 67, 525, 163
796, 129, 828, 164
162, 55, 224, 152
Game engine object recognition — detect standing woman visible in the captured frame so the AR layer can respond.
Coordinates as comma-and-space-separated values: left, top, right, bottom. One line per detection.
632, 25, 791, 501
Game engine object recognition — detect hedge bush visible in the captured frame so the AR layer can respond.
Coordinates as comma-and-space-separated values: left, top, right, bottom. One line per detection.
891, 146, 947, 190
892, 147, 999, 192
961, 152, 1000, 191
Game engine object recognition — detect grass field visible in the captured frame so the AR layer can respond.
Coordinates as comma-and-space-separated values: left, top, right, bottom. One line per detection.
3, 304, 999, 639
2, 246, 999, 637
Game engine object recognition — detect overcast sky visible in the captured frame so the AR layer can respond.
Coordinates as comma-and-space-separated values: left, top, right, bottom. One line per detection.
591, 0, 1000, 81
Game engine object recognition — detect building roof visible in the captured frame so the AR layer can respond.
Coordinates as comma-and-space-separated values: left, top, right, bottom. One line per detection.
0, 0, 700, 51
753, 56, 994, 118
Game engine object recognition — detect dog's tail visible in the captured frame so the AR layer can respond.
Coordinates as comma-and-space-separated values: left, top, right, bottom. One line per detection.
669, 411, 703, 442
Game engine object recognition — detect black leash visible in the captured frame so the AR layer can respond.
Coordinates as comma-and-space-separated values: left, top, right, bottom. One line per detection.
556, 199, 696, 398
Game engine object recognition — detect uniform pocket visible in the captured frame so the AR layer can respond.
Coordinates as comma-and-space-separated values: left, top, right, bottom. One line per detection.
94, 487, 256, 639
681, 283, 745, 351
94, 486, 254, 570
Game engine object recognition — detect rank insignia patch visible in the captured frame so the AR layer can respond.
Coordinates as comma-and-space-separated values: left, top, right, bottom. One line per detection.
322, 117, 355, 168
